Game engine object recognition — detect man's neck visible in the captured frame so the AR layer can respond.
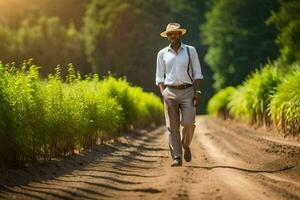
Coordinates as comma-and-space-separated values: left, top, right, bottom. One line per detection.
171, 42, 181, 53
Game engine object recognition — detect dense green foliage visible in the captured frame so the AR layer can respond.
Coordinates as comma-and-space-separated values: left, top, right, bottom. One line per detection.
201, 0, 279, 90
228, 65, 281, 125
267, 0, 300, 65
83, 0, 171, 91
207, 86, 235, 119
0, 61, 163, 168
208, 63, 299, 135
269, 67, 300, 135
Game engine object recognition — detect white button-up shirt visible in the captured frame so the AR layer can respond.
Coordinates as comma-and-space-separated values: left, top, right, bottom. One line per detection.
155, 43, 203, 86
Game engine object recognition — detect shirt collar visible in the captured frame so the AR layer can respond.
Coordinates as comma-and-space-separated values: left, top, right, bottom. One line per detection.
167, 42, 185, 52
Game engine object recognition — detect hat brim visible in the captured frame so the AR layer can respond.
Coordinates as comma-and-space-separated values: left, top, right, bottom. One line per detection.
160, 29, 187, 38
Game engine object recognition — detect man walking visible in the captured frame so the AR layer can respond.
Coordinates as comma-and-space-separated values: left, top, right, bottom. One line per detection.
156, 22, 203, 167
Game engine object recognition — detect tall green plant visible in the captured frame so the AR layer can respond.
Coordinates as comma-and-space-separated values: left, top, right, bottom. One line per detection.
0, 63, 15, 167
269, 67, 300, 135
4, 61, 45, 163
228, 65, 281, 125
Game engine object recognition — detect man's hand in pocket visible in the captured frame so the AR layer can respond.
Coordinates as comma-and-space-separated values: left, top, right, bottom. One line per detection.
193, 93, 201, 107
159, 83, 166, 95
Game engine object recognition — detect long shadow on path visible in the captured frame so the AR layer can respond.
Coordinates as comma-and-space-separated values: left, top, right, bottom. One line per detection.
185, 165, 295, 173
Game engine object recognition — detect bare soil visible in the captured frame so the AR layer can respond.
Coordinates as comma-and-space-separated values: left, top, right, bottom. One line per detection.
1, 116, 300, 200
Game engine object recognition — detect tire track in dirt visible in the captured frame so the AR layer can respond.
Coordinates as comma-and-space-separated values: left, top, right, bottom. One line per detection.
197, 117, 300, 200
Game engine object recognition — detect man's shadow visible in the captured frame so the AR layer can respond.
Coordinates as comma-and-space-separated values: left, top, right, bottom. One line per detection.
185, 165, 294, 173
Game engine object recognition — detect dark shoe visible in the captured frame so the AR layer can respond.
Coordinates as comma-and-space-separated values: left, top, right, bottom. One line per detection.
184, 147, 191, 162
171, 158, 182, 167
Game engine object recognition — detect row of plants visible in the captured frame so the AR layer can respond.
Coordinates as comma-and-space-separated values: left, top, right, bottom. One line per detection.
208, 62, 300, 136
0, 60, 164, 168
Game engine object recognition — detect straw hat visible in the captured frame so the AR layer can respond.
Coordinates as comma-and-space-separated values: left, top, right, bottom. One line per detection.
160, 22, 187, 38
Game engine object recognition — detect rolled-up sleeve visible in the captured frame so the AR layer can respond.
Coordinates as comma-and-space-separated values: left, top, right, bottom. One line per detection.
190, 47, 204, 80
155, 51, 165, 86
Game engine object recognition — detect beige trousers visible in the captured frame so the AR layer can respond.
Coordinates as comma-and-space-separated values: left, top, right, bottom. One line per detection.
162, 86, 196, 160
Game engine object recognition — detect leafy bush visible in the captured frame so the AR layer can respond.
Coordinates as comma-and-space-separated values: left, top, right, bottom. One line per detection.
208, 63, 300, 137
207, 86, 235, 119
128, 87, 164, 127
98, 76, 136, 130
228, 65, 281, 125
98, 76, 163, 130
269, 67, 300, 135
0, 62, 15, 167
3, 61, 46, 164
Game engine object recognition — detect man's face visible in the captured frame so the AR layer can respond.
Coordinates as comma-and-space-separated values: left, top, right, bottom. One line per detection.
167, 31, 181, 45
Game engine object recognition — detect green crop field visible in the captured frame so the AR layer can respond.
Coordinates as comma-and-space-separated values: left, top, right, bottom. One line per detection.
208, 63, 300, 136
0, 61, 163, 168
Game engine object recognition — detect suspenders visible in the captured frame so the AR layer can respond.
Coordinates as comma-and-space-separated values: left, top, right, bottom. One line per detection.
186, 47, 194, 83
162, 46, 194, 83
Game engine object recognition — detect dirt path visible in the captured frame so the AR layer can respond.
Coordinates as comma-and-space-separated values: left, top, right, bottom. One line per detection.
1, 116, 300, 200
